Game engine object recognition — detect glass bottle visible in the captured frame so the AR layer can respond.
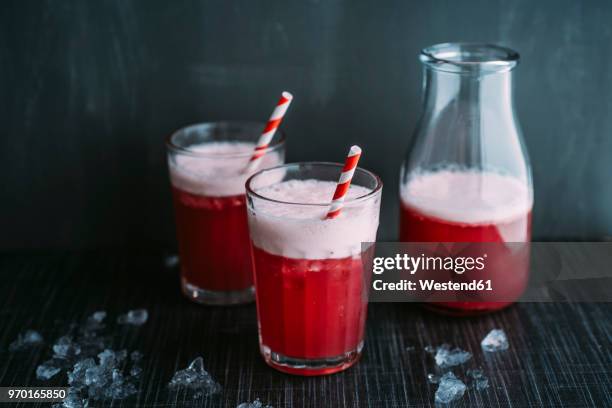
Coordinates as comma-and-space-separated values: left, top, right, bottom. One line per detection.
399, 43, 533, 315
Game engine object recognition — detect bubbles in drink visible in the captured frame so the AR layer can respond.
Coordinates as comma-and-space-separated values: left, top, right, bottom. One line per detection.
402, 169, 531, 223
250, 179, 379, 259
399, 170, 533, 312
400, 169, 532, 242
169, 142, 282, 197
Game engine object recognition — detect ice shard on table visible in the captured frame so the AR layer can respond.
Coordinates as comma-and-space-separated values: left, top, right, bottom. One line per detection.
117, 309, 148, 326
9, 330, 44, 351
434, 344, 472, 367
481, 329, 509, 352
434, 372, 467, 404
168, 356, 221, 398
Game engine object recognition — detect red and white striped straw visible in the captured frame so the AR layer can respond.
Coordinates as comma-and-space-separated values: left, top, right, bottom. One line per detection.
325, 145, 362, 219
245, 91, 293, 173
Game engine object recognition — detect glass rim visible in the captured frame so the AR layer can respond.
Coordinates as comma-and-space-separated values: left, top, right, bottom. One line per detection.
420, 42, 520, 73
165, 121, 286, 158
246, 161, 383, 207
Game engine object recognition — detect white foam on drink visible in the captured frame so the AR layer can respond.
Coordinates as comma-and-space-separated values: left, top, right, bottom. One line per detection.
400, 170, 532, 224
248, 179, 381, 259
169, 142, 282, 197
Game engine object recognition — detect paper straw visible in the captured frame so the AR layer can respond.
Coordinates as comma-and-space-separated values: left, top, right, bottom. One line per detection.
325, 145, 362, 219
245, 91, 293, 173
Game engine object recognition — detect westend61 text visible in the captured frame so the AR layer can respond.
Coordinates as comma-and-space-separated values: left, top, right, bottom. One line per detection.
372, 279, 493, 292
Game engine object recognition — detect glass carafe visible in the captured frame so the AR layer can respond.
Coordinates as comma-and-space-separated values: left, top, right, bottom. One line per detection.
399, 43, 533, 315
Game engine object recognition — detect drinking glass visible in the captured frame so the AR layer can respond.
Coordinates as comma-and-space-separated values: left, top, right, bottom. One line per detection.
246, 162, 382, 375
167, 122, 285, 305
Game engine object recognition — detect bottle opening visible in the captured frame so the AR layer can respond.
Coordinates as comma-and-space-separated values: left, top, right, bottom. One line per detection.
420, 43, 519, 74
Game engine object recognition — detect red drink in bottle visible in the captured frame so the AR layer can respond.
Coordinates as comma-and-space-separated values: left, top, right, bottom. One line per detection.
399, 170, 533, 314
247, 165, 382, 375
399, 44, 533, 314
167, 123, 284, 305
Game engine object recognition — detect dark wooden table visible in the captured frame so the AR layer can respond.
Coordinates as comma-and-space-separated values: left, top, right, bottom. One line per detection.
0, 251, 610, 407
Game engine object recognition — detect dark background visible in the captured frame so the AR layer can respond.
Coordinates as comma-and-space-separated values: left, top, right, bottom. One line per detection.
1, 0, 611, 249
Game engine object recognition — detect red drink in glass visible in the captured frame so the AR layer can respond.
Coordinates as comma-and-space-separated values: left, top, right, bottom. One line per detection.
167, 122, 284, 305
399, 170, 533, 314
246, 164, 382, 375
251, 247, 371, 373
171, 189, 251, 291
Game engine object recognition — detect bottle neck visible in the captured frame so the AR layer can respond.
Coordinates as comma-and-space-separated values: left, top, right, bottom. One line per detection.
422, 67, 514, 117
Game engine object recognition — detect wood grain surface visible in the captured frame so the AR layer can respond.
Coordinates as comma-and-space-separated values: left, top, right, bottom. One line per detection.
0, 251, 610, 407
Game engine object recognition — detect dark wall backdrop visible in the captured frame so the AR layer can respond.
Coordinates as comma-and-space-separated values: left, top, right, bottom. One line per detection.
1, 0, 611, 249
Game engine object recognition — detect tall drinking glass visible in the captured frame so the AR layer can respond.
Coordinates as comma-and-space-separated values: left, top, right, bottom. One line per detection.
246, 163, 382, 375
167, 122, 285, 305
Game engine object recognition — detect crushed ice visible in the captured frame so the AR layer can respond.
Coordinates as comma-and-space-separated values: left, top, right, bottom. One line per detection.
73, 349, 139, 401
168, 356, 221, 399
130, 350, 143, 362
433, 344, 472, 367
467, 368, 489, 391
9, 330, 44, 351
434, 372, 466, 404
237, 398, 274, 408
36, 360, 62, 380
117, 309, 148, 326
90, 311, 107, 322
53, 336, 82, 360
164, 254, 179, 268
130, 365, 143, 377
67, 358, 96, 389
83, 311, 107, 332
481, 329, 509, 352
51, 389, 88, 408
420, 330, 510, 403
24, 310, 146, 407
